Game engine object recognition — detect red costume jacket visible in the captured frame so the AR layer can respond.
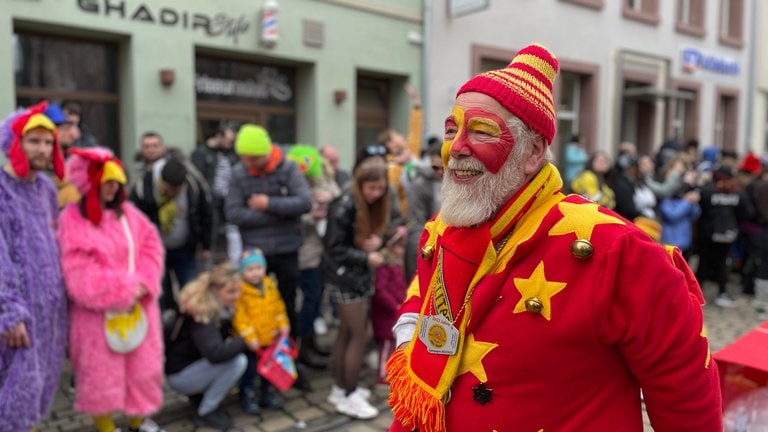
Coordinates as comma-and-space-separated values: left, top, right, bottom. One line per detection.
387, 164, 721, 432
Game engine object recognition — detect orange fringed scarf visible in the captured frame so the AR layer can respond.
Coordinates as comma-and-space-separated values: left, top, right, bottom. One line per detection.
386, 163, 563, 432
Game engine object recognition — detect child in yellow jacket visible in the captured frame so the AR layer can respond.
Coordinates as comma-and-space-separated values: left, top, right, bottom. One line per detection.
232, 248, 290, 415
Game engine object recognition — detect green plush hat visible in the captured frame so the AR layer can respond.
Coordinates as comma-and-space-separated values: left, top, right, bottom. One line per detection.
235, 124, 272, 156
286, 144, 323, 179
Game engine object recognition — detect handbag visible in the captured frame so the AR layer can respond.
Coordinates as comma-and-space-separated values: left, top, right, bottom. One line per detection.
257, 334, 298, 392
104, 216, 148, 354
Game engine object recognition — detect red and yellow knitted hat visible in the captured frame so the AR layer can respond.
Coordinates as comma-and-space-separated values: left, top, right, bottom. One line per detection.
457, 43, 559, 144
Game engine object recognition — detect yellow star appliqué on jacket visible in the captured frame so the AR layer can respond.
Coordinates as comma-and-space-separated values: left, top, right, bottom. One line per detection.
701, 324, 712, 368
457, 332, 498, 382
548, 201, 625, 242
513, 261, 567, 321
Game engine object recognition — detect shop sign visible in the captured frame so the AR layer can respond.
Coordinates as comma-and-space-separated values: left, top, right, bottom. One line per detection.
681, 46, 740, 75
76, 0, 251, 44
195, 59, 294, 106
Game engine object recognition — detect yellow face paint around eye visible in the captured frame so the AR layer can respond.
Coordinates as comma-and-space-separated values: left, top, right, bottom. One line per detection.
467, 117, 502, 138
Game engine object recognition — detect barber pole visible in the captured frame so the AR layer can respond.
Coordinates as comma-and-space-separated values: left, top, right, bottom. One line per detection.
261, 0, 279, 47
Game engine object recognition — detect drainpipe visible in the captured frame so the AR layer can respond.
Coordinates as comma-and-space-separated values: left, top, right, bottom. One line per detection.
421, 0, 432, 138
745, 0, 758, 152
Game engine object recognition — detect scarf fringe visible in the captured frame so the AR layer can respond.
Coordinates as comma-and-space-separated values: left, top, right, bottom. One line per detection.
386, 349, 445, 432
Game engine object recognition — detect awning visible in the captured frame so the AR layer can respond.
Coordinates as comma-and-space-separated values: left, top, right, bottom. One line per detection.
623, 86, 696, 100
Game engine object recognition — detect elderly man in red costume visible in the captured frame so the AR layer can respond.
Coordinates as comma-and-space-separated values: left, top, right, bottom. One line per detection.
386, 43, 721, 432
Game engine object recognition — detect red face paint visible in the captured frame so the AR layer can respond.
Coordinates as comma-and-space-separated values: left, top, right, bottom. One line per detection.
443, 106, 515, 173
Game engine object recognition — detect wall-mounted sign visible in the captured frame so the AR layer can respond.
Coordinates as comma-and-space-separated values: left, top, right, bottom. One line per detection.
77, 0, 251, 44
195, 56, 294, 106
447, 0, 489, 18
681, 46, 740, 75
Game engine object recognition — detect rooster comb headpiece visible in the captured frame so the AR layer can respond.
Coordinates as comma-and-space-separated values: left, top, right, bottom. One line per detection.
0, 101, 64, 179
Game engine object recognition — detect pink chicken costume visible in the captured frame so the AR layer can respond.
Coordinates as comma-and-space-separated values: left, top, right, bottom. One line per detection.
57, 147, 165, 416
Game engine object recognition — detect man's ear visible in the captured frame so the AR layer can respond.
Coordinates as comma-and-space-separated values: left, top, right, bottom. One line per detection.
523, 136, 548, 176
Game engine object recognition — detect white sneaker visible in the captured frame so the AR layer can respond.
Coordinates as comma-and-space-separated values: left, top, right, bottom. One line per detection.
314, 317, 328, 335
132, 418, 166, 432
327, 384, 371, 405
715, 293, 737, 308
365, 349, 379, 370
335, 390, 379, 419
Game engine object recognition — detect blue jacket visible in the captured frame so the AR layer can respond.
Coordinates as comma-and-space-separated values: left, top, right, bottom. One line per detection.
659, 197, 701, 251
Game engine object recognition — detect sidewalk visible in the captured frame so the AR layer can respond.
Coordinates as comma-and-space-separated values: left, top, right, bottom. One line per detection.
40, 277, 763, 432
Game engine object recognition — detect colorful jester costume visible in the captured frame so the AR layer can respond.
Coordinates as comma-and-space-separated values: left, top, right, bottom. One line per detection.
386, 43, 721, 432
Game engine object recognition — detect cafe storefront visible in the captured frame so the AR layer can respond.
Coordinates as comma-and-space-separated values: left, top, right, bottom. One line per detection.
2, 0, 422, 167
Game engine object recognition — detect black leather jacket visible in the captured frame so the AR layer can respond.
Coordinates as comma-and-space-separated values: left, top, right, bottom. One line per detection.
322, 187, 402, 289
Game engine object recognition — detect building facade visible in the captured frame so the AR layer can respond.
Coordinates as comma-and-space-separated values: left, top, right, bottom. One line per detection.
1, 0, 423, 169
425, 0, 754, 163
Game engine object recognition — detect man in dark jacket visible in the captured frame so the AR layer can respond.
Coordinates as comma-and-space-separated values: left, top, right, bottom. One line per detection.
130, 156, 213, 311
192, 123, 240, 263
225, 124, 312, 341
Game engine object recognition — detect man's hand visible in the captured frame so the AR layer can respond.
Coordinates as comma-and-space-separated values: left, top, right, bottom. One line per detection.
405, 84, 421, 109
2, 322, 30, 348
247, 193, 270, 211
279, 325, 290, 337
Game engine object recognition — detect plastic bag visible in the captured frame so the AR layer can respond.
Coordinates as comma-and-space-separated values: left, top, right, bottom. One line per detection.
723, 387, 768, 432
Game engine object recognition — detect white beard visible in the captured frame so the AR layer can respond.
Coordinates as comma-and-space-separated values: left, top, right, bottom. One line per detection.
440, 152, 526, 227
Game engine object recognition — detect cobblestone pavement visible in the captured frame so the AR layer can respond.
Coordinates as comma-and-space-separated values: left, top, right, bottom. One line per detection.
39, 277, 762, 432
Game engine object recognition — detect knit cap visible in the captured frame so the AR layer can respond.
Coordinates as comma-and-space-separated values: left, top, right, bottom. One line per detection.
235, 124, 272, 156
739, 151, 762, 174
160, 159, 187, 186
240, 247, 267, 272
44, 104, 67, 125
457, 43, 559, 144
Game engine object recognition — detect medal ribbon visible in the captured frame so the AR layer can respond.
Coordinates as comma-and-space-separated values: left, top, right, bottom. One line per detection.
389, 163, 564, 432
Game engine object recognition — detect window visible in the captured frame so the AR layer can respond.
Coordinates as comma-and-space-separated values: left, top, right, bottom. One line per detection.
480, 58, 508, 73
553, 60, 598, 165
557, 72, 581, 150
356, 77, 389, 153
714, 88, 738, 151
195, 55, 297, 145
763, 93, 768, 153
671, 87, 698, 142
622, 0, 660, 25
676, 0, 706, 37
14, 32, 120, 155
719, 0, 744, 47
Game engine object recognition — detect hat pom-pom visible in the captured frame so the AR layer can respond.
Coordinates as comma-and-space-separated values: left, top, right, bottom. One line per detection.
0, 109, 25, 156
66, 147, 116, 195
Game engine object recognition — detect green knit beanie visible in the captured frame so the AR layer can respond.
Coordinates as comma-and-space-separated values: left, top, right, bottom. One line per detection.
235, 124, 272, 156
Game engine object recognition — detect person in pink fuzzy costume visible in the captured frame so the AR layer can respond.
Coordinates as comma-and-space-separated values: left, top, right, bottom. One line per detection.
57, 146, 167, 432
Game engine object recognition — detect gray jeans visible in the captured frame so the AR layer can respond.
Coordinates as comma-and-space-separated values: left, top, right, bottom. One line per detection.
167, 354, 247, 416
